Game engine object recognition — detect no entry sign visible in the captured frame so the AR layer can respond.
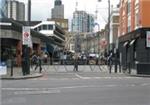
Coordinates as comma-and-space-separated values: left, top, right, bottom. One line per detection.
22, 26, 32, 48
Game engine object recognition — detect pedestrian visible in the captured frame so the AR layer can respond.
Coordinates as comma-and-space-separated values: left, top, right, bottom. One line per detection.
34, 54, 42, 73
31, 53, 37, 68
107, 51, 113, 73
43, 53, 48, 64
73, 56, 78, 72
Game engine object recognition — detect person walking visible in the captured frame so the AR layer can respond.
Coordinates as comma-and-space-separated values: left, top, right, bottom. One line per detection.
31, 53, 37, 69
73, 56, 78, 72
107, 51, 113, 73
34, 54, 42, 73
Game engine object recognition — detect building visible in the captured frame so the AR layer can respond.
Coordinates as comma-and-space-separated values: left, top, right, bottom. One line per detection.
72, 11, 94, 33
0, 0, 7, 18
47, 18, 68, 32
110, 6, 119, 50
50, 0, 68, 45
51, 0, 64, 19
87, 14, 95, 32
119, 0, 150, 72
31, 21, 65, 53
0, 18, 62, 66
7, 0, 25, 21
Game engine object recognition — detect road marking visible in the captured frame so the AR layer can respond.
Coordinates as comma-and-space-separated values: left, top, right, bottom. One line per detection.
75, 73, 140, 80
2, 82, 150, 96
75, 73, 90, 79
14, 90, 60, 95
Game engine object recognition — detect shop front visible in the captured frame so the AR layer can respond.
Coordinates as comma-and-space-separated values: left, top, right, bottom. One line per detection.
119, 28, 150, 74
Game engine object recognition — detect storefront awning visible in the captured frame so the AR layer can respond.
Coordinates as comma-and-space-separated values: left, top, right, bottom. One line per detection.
129, 39, 136, 46
123, 41, 128, 47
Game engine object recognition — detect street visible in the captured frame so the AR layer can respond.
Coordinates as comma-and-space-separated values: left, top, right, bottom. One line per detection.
1, 66, 150, 105
1, 0, 150, 105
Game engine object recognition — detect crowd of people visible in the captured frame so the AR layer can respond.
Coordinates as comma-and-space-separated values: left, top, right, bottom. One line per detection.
29, 50, 120, 73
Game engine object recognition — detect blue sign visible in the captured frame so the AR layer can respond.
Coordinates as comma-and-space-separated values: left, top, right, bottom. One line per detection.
0, 62, 7, 75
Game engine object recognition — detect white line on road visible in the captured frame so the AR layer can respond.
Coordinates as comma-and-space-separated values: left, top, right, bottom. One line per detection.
75, 73, 140, 80
14, 90, 60, 95
2, 82, 150, 95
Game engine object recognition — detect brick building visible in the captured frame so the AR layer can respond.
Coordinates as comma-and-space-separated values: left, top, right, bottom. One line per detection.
119, 0, 150, 72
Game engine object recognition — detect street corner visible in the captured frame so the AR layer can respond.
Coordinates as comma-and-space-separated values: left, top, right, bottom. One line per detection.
1, 73, 43, 80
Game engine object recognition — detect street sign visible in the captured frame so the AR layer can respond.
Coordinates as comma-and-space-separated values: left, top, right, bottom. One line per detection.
100, 38, 107, 48
0, 62, 7, 75
146, 31, 150, 48
22, 26, 32, 48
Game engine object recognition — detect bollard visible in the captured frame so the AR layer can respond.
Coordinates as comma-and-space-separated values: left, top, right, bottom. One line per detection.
114, 59, 117, 73
10, 59, 13, 76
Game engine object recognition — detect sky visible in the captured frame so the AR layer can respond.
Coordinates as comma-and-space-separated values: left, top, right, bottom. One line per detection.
17, 0, 119, 30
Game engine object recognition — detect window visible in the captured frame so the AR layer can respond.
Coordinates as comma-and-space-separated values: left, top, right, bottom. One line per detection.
135, 0, 139, 6
48, 25, 53, 30
113, 16, 119, 23
135, 10, 139, 29
127, 0, 131, 15
127, 15, 131, 32
62, 23, 65, 28
127, 26, 131, 32
34, 28, 38, 31
38, 26, 41, 31
56, 22, 60, 26
42, 25, 47, 30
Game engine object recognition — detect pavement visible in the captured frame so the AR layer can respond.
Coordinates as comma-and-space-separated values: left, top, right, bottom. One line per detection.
1, 67, 43, 80
0, 65, 150, 80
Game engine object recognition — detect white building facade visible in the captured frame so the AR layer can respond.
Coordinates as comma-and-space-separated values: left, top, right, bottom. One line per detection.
7, 0, 25, 21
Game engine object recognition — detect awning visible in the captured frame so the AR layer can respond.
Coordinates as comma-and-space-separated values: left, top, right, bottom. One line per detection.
123, 41, 128, 47
129, 39, 136, 46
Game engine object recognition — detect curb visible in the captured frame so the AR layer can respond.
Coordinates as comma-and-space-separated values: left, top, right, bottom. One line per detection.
126, 74, 150, 78
1, 73, 43, 80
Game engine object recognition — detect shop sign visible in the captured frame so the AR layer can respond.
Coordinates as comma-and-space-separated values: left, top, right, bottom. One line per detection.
146, 31, 150, 48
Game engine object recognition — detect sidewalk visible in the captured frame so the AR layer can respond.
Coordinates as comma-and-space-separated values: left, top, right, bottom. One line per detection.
123, 68, 150, 78
1, 67, 43, 80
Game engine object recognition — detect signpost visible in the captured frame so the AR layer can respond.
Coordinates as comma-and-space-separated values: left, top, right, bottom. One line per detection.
22, 26, 32, 75
23, 26, 32, 48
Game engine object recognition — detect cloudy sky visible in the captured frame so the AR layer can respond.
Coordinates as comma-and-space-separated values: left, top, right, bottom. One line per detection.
17, 0, 119, 30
